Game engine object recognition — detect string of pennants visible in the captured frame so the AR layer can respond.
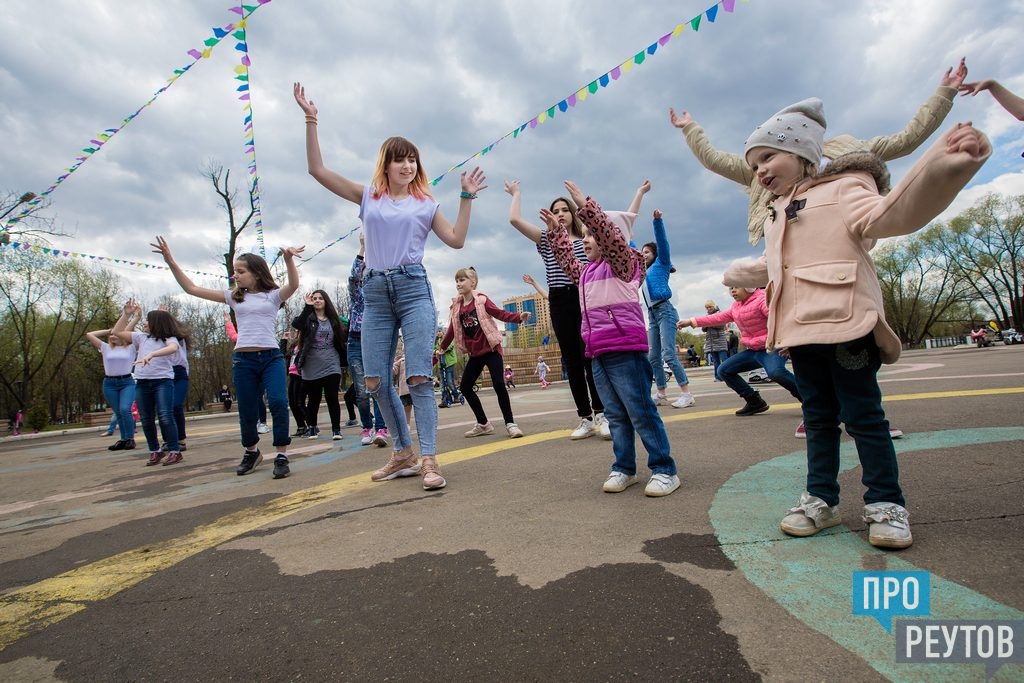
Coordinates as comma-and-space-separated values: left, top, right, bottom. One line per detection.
0, 0, 745, 274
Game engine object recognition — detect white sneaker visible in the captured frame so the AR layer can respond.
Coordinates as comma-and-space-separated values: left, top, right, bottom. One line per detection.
653, 392, 667, 406
602, 471, 638, 493
570, 417, 596, 440
644, 473, 680, 497
360, 428, 373, 445
671, 393, 695, 409
862, 502, 913, 549
594, 413, 612, 440
889, 427, 905, 439
780, 492, 842, 537
506, 422, 524, 438
465, 422, 495, 437
256, 422, 270, 434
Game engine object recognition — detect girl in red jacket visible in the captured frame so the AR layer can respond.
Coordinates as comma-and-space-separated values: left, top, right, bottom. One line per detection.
439, 267, 531, 439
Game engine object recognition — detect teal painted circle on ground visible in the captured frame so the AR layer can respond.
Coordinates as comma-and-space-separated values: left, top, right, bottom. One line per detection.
710, 428, 1024, 682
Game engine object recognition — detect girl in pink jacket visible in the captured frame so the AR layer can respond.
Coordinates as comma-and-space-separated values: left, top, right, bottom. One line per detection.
680, 286, 801, 422
730, 98, 990, 550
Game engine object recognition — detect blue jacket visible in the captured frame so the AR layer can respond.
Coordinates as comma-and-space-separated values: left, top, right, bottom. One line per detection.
644, 216, 674, 304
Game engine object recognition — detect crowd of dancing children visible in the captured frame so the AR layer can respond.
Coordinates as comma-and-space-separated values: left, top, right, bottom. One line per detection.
106, 59, 1002, 551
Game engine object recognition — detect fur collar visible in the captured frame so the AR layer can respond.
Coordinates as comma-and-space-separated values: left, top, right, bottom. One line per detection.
815, 151, 891, 195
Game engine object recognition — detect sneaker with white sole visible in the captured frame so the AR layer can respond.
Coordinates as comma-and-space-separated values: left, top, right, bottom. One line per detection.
371, 451, 421, 481
862, 502, 912, 549
653, 392, 668, 406
889, 427, 904, 439
671, 393, 696, 409
594, 413, 612, 441
795, 422, 806, 438
506, 422, 524, 438
602, 471, 638, 493
360, 428, 373, 445
644, 473, 680, 497
465, 422, 495, 437
372, 428, 389, 448
256, 422, 270, 434
570, 417, 596, 440
420, 456, 446, 490
332, 429, 343, 441
780, 492, 842, 537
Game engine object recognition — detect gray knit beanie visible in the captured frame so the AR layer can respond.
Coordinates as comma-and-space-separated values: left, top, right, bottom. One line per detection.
744, 98, 826, 166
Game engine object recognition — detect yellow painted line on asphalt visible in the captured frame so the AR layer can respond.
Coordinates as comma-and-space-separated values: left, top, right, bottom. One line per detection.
1, 385, 1021, 652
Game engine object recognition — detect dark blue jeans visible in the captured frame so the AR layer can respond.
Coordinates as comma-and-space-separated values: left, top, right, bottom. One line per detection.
789, 335, 903, 507
172, 365, 188, 442
135, 378, 176, 453
233, 348, 290, 449
102, 376, 136, 440
592, 351, 676, 477
718, 348, 801, 401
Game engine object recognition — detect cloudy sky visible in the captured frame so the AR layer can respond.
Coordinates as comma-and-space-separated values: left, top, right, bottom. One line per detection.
2, 0, 1023, 324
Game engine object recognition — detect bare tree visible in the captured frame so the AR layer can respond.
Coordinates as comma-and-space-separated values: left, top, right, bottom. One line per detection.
203, 162, 258, 282
875, 232, 972, 346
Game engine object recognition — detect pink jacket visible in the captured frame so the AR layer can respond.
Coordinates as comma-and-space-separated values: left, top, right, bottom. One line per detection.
724, 125, 990, 363
692, 289, 769, 351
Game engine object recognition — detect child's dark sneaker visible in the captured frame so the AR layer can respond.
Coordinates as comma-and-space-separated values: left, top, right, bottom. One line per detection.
862, 502, 912, 549
162, 451, 183, 466
780, 492, 842, 537
236, 448, 262, 476
272, 454, 290, 479
736, 392, 769, 416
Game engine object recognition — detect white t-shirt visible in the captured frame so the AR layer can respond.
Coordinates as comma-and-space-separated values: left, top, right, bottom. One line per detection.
130, 331, 176, 380
170, 338, 189, 373
100, 342, 136, 376
223, 289, 283, 349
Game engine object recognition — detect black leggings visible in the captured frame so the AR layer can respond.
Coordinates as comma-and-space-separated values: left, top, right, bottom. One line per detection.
460, 351, 515, 426
303, 373, 342, 431
288, 374, 306, 429
549, 285, 603, 417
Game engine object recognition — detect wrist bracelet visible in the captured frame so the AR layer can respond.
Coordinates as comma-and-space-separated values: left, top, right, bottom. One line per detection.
460, 191, 476, 200
304, 116, 318, 125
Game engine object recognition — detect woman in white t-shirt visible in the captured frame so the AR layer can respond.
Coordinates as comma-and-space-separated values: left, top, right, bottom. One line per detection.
110, 303, 183, 466
294, 82, 486, 491
152, 238, 303, 480
85, 301, 141, 451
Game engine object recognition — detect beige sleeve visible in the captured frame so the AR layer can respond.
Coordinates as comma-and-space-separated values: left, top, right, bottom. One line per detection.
864, 86, 957, 161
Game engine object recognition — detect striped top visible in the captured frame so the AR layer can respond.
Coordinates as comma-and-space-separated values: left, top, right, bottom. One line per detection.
537, 231, 587, 288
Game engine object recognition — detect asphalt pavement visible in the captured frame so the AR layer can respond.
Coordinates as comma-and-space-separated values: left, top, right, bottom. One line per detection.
0, 345, 1021, 682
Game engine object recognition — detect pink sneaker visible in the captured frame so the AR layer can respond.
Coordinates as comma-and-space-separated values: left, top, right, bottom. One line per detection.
360, 428, 372, 445
421, 456, 446, 490
373, 428, 389, 448
371, 451, 421, 482
795, 422, 806, 438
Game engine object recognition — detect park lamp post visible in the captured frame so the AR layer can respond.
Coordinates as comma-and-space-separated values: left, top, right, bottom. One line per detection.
0, 192, 37, 244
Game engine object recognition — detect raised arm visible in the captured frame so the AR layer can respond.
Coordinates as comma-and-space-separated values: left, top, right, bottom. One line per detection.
960, 79, 1024, 121
567, 181, 642, 283
626, 180, 651, 215
651, 209, 672, 267
540, 208, 582, 284
865, 59, 967, 160
504, 180, 543, 244
522, 273, 548, 300
293, 82, 364, 205
432, 167, 488, 249
669, 107, 754, 186
277, 246, 305, 301
151, 237, 226, 303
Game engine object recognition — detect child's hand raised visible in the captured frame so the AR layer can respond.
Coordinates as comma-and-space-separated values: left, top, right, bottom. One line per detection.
151, 236, 174, 262
668, 107, 692, 129
304, 292, 315, 306
504, 180, 520, 196
538, 207, 558, 230
563, 180, 585, 209
519, 311, 531, 323
947, 122, 990, 159
280, 245, 305, 259
522, 273, 536, 286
